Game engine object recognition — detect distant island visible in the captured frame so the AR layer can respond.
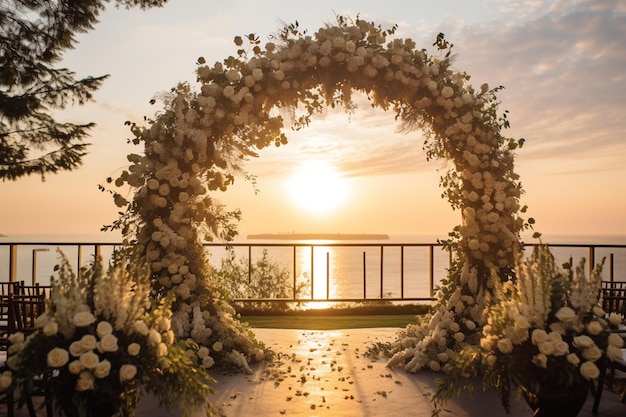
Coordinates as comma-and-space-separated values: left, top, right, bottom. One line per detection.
247, 233, 390, 240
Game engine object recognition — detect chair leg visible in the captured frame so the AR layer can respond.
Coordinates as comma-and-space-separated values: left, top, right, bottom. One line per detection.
593, 360, 610, 415
26, 395, 37, 417
592, 376, 604, 414
7, 388, 14, 417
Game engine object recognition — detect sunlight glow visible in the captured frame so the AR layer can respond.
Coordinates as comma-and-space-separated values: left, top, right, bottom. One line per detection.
287, 160, 350, 215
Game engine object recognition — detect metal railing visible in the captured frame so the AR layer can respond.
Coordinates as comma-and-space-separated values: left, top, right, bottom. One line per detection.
1, 241, 625, 305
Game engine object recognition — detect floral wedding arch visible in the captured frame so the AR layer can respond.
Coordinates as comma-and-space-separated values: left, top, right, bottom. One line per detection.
108, 17, 533, 372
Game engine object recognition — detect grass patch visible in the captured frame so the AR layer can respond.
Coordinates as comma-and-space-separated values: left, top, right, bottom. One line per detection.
241, 314, 418, 330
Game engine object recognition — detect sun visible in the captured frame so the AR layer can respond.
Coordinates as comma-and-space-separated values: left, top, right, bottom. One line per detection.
287, 160, 350, 215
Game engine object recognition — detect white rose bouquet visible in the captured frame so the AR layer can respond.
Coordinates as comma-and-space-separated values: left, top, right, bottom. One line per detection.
5, 250, 214, 417
433, 245, 625, 415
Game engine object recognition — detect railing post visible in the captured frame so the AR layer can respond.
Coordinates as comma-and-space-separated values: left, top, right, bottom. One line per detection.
77, 245, 83, 278
429, 245, 435, 298
363, 251, 366, 299
310, 246, 314, 300
609, 253, 614, 282
380, 246, 384, 299
9, 244, 17, 283
248, 246, 252, 284
326, 252, 330, 300
400, 245, 405, 299
588, 246, 595, 277
293, 246, 297, 299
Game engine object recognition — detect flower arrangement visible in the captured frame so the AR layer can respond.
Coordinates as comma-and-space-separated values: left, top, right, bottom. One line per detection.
101, 15, 530, 373
433, 245, 625, 415
4, 250, 214, 417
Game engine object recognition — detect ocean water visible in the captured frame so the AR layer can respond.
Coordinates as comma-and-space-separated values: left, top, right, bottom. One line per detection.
1, 233, 625, 301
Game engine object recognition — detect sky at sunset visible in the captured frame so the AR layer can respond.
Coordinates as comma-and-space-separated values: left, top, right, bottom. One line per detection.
1, 0, 625, 242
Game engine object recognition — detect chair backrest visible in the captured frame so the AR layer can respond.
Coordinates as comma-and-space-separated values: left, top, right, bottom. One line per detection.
7, 294, 46, 336
601, 281, 626, 317
19, 283, 52, 299
0, 281, 24, 296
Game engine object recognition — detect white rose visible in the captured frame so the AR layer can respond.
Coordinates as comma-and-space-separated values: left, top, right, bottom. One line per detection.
7, 342, 22, 355
553, 340, 570, 356
0, 371, 12, 391
607, 345, 625, 363
133, 321, 149, 336
76, 371, 95, 391
202, 356, 215, 369
47, 348, 69, 368
531, 329, 548, 345
212, 341, 223, 352
127, 343, 141, 356
158, 317, 171, 332
98, 334, 119, 353
43, 321, 59, 336
197, 347, 210, 359
96, 321, 113, 338
579, 361, 600, 380
608, 313, 624, 327
582, 345, 602, 362
147, 329, 162, 346
449, 322, 461, 332
69, 341, 85, 357
253, 348, 265, 362
567, 353, 581, 366
538, 342, 555, 356
546, 332, 563, 343
573, 335, 595, 349
163, 330, 175, 345
497, 338, 513, 354
429, 361, 441, 372
73, 311, 96, 327
454, 332, 465, 343
119, 364, 137, 382
79, 351, 99, 370
93, 359, 111, 379
441, 86, 454, 98
68, 360, 82, 375
8, 332, 24, 345
586, 320, 604, 336
608, 333, 625, 348
465, 320, 476, 331
80, 335, 97, 351
592, 306, 605, 318
156, 342, 168, 358
226, 69, 240, 82
486, 355, 498, 367
555, 306, 577, 323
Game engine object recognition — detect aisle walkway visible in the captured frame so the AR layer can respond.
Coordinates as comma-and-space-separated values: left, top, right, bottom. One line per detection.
137, 328, 624, 417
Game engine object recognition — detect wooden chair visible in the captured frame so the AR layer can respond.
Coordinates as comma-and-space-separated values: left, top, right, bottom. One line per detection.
0, 282, 24, 332
593, 281, 626, 414
4, 294, 52, 417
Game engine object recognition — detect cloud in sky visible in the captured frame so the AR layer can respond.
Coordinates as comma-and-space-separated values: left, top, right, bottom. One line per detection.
453, 0, 626, 163
235, 0, 626, 183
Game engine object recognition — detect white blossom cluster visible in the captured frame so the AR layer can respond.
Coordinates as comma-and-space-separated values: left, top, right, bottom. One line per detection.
387, 264, 485, 372
3, 255, 189, 405
479, 246, 623, 383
